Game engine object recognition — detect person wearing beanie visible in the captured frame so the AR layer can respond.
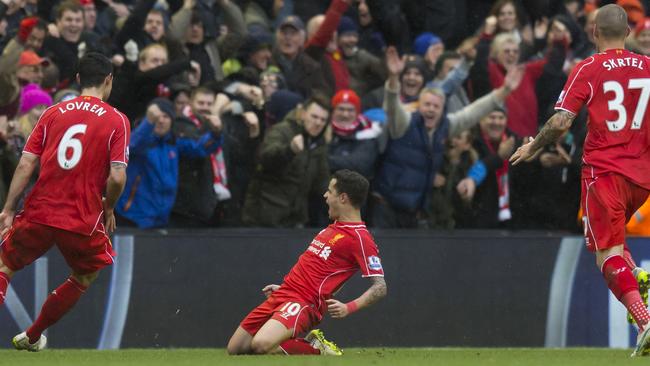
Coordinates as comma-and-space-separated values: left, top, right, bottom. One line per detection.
16, 84, 52, 139
13, 17, 47, 52
328, 89, 381, 179
222, 27, 274, 78
240, 29, 273, 72
264, 89, 303, 127
166, 0, 248, 84
115, 97, 224, 229
337, 15, 386, 96
413, 32, 444, 80
399, 55, 427, 108
337, 15, 358, 57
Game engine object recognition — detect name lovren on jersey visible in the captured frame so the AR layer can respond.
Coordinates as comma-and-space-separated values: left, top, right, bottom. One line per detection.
57, 101, 107, 117
602, 57, 645, 71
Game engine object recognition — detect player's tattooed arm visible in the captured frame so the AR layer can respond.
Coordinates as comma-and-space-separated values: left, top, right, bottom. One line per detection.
326, 276, 387, 318
510, 110, 575, 165
355, 276, 388, 310
367, 276, 388, 304
528, 110, 576, 153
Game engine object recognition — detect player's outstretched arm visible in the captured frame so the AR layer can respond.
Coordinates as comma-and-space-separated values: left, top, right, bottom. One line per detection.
0, 153, 39, 235
103, 162, 127, 232
326, 276, 387, 318
510, 110, 575, 165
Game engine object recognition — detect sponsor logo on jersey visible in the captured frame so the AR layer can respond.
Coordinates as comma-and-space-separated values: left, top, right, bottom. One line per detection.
319, 246, 332, 260
328, 233, 345, 246
368, 256, 382, 271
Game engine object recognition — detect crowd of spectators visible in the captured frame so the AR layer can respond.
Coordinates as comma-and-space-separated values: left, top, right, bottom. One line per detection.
0, 0, 648, 232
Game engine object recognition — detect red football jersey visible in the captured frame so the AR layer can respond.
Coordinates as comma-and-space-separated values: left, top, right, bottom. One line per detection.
22, 95, 130, 235
555, 48, 650, 189
281, 221, 384, 313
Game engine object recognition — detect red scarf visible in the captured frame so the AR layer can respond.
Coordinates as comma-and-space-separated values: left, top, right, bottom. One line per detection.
482, 131, 511, 222
326, 49, 350, 92
182, 106, 231, 201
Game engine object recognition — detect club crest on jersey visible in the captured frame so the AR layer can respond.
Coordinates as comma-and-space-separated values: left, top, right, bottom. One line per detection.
368, 256, 382, 271
328, 233, 345, 246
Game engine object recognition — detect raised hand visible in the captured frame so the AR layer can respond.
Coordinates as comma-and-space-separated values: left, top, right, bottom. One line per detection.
484, 15, 497, 36
385, 46, 405, 76
146, 103, 162, 123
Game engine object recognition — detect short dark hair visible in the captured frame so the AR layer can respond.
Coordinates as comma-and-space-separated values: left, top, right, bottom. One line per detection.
303, 92, 331, 114
77, 52, 112, 89
434, 51, 461, 78
56, 0, 83, 20
332, 169, 369, 208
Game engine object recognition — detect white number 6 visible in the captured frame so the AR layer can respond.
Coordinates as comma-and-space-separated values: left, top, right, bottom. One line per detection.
57, 124, 87, 170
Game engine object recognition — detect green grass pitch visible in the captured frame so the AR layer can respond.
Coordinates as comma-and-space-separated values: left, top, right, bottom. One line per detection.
0, 348, 644, 366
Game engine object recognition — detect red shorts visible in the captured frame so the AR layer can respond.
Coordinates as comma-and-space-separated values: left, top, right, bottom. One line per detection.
0, 216, 115, 274
581, 174, 649, 252
240, 290, 321, 338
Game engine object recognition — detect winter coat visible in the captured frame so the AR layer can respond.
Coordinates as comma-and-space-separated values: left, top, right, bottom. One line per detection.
116, 118, 222, 228
242, 110, 330, 227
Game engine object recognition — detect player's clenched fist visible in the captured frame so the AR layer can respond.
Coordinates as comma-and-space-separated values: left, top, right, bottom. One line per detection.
326, 299, 349, 318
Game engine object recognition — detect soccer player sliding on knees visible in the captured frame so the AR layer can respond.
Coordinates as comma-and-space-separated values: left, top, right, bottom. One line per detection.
0, 52, 130, 351
227, 169, 387, 356
511, 4, 650, 357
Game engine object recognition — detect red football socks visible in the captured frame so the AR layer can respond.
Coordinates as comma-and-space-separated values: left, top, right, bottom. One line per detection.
279, 339, 320, 355
0, 272, 9, 306
26, 277, 87, 344
622, 291, 650, 330
602, 255, 650, 329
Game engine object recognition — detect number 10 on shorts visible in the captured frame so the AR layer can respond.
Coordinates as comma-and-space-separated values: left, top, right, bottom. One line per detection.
279, 302, 301, 319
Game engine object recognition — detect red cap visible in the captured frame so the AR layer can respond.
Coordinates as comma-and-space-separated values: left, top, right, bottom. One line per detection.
18, 17, 39, 43
78, 0, 94, 5
19, 50, 49, 67
331, 89, 361, 114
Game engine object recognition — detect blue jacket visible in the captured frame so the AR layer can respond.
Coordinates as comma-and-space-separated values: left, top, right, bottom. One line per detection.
377, 112, 449, 211
116, 118, 223, 228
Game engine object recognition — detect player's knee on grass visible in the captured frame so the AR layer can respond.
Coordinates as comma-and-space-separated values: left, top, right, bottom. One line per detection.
72, 271, 99, 287
226, 337, 251, 355
250, 336, 278, 354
